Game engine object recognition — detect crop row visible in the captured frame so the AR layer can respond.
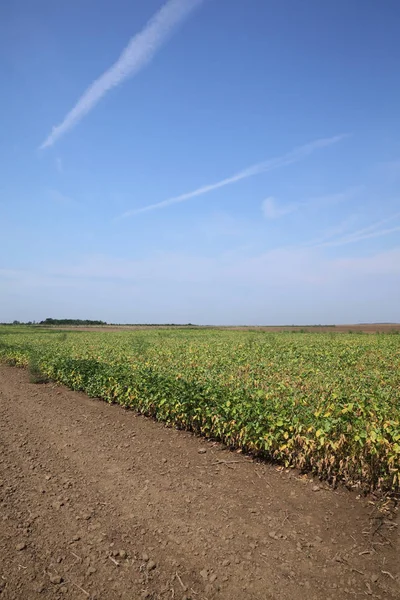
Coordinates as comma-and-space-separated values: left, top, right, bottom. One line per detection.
0, 326, 399, 492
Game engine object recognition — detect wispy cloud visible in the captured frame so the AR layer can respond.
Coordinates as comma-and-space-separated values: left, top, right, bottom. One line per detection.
306, 187, 362, 209
302, 216, 359, 247
262, 186, 361, 220
333, 247, 400, 276
3, 242, 399, 323
262, 197, 297, 219
313, 210, 400, 248
39, 0, 203, 150
117, 134, 349, 219
48, 189, 80, 208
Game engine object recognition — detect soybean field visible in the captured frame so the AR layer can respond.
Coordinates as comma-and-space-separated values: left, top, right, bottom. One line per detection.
0, 326, 399, 492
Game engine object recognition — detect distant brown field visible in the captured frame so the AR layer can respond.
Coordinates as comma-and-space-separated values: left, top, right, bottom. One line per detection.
228, 323, 400, 333
44, 323, 400, 334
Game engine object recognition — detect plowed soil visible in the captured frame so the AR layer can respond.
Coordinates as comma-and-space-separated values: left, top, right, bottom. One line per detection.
0, 365, 398, 600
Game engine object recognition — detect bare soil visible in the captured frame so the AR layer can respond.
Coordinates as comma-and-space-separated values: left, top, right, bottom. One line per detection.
0, 364, 398, 600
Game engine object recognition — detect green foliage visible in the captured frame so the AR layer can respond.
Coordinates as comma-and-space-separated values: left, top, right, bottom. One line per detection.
28, 355, 48, 384
0, 325, 399, 492
40, 318, 107, 326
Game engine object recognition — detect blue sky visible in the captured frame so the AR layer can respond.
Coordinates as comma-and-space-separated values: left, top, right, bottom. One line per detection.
1, 0, 399, 324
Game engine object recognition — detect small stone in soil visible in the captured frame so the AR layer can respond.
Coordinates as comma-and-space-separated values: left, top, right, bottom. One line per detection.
16, 542, 27, 551
198, 448, 207, 454
49, 574, 63, 585
146, 560, 156, 571
244, 552, 252, 561
119, 550, 127, 559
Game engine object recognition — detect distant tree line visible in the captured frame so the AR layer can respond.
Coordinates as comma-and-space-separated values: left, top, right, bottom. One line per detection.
40, 318, 107, 326
1, 320, 197, 327
0, 320, 37, 326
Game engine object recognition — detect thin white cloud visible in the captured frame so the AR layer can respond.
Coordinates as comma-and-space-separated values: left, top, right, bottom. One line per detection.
262, 197, 297, 219
330, 225, 400, 246
306, 186, 362, 209
302, 216, 359, 247
39, 0, 203, 149
117, 134, 348, 219
313, 210, 400, 248
333, 247, 400, 276
48, 189, 80, 208
262, 186, 361, 220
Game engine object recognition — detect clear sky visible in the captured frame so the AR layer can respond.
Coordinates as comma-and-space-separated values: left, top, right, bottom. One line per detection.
1, 0, 399, 325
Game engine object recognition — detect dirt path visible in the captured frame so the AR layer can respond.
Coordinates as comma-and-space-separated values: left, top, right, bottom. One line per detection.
0, 365, 398, 600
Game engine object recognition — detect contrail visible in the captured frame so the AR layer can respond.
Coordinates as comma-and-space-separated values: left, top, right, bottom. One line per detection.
316, 210, 400, 247
117, 134, 348, 219
39, 0, 204, 149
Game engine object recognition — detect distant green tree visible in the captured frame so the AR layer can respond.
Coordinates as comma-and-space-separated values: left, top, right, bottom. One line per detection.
40, 318, 107, 326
